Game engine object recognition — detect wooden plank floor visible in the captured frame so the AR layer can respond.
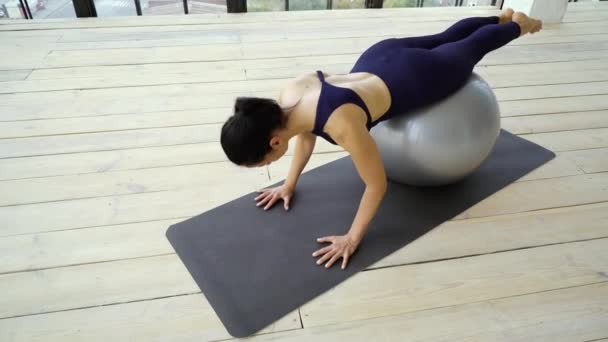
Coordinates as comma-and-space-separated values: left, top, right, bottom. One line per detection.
1, 2, 608, 341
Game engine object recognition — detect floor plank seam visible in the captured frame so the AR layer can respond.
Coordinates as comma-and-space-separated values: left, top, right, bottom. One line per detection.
0, 141, 211, 159
3, 235, 607, 283
478, 54, 608, 68
0, 106, 602, 126
23, 69, 34, 81
500, 92, 608, 103
4, 55, 606, 79
13, 48, 608, 72
562, 19, 608, 24
0, 252, 177, 276
492, 78, 608, 90
452, 199, 608, 223
511, 126, 608, 136
519, 168, 608, 182
1, 198, 607, 235
42, 35, 608, 51
363, 236, 608, 273
209, 324, 307, 342
297, 308, 304, 329
4, 72, 608, 96
0, 188, 171, 208
2, 263, 607, 330
0, 291, 202, 321
537, 146, 608, 154
45, 32, 608, 54
1, 126, 606, 160
265, 165, 271, 182
0, 149, 344, 182
41, 34, 608, 54
0, 122, 224, 140
0, 216, 191, 238
1, 168, 606, 209
0, 107, 234, 123
1, 113, 607, 141
502, 109, 608, 118
0, 12, 604, 33
296, 280, 608, 331
574, 157, 591, 175
0, 137, 605, 180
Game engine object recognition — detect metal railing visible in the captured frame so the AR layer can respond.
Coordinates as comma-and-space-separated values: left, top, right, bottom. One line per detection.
4, 0, 500, 20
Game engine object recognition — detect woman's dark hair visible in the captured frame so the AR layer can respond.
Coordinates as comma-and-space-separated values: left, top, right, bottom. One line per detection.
221, 96, 287, 166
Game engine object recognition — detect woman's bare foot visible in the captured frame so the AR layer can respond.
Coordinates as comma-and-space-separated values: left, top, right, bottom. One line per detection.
512, 11, 543, 36
499, 7, 514, 24
530, 17, 543, 34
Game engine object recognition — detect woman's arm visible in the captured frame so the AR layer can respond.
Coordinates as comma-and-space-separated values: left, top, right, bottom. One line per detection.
256, 132, 316, 211
313, 115, 387, 269
283, 132, 317, 191
336, 121, 388, 243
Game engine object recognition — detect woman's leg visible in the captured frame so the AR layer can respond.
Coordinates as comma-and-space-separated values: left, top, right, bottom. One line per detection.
394, 8, 514, 50
431, 12, 541, 69
395, 16, 499, 49
432, 22, 520, 69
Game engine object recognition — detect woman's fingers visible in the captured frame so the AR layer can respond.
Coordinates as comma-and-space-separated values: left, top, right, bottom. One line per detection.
255, 189, 271, 199
257, 192, 270, 206
255, 186, 294, 212
341, 253, 349, 270
254, 191, 270, 201
256, 193, 273, 207
325, 254, 341, 268
263, 195, 279, 210
317, 236, 335, 243
312, 245, 332, 257
316, 249, 335, 265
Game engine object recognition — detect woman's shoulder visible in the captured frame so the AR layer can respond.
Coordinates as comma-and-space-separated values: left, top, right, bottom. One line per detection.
278, 71, 320, 105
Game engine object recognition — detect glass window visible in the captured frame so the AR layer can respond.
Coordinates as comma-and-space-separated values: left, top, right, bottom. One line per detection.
289, 0, 327, 11
188, 0, 228, 14
1, 0, 76, 19
94, 0, 136, 16
332, 0, 365, 9
36, 0, 76, 18
1, 0, 26, 19
461, 0, 494, 6
248, 0, 285, 12
423, 0, 457, 6
142, 0, 184, 15
383, 0, 418, 8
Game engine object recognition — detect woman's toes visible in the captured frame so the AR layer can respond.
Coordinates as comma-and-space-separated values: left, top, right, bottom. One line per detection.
533, 19, 543, 33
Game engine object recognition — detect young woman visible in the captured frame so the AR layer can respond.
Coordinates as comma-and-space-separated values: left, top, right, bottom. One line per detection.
221, 9, 542, 270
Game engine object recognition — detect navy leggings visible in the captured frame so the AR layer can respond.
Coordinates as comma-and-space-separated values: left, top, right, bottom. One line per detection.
350, 16, 521, 121
395, 16, 517, 53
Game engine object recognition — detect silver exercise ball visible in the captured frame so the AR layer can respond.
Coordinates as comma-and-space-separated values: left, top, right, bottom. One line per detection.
370, 73, 500, 186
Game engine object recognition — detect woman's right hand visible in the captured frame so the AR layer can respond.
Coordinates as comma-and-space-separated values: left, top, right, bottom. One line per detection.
255, 185, 294, 211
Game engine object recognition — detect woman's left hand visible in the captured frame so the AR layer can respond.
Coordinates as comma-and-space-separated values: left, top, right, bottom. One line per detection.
313, 234, 360, 270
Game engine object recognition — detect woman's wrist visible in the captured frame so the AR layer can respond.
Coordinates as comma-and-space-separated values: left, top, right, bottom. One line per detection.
283, 180, 296, 191
347, 227, 366, 245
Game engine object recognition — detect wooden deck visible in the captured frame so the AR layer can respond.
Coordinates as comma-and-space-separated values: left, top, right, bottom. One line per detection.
1, 2, 608, 341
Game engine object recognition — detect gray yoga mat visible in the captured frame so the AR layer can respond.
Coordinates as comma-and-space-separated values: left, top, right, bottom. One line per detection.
166, 130, 555, 338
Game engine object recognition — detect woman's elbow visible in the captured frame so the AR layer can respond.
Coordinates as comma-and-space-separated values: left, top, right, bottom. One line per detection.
369, 178, 388, 195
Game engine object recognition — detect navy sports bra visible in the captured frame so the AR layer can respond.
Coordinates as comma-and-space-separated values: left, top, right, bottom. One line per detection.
312, 70, 374, 145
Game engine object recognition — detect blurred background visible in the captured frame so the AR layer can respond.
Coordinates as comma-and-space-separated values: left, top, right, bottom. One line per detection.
1, 0, 501, 20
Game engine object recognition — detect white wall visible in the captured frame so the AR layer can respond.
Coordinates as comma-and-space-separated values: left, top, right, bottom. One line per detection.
503, 0, 569, 23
